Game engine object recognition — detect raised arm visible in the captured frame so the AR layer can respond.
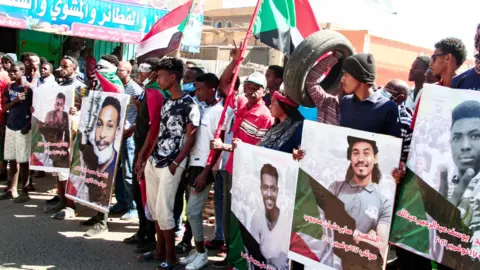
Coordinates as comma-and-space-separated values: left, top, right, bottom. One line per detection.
305, 54, 339, 106
219, 44, 242, 98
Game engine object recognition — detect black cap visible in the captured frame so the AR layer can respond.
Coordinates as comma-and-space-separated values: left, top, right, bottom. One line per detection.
347, 136, 379, 156
342, 53, 376, 85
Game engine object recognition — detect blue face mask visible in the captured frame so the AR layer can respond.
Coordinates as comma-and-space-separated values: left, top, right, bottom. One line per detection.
380, 88, 392, 99
183, 82, 195, 93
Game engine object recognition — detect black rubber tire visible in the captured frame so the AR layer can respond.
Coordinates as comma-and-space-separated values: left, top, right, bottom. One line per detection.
284, 30, 355, 107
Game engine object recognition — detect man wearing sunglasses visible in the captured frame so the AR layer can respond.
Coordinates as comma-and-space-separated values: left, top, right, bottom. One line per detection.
430, 37, 467, 88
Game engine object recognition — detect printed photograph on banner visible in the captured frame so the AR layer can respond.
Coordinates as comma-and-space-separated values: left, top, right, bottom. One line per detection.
289, 120, 402, 270
65, 91, 130, 213
29, 84, 75, 173
232, 143, 299, 270
390, 84, 480, 269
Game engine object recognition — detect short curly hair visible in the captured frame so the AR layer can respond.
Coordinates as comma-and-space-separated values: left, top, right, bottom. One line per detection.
416, 56, 431, 69
260, 164, 279, 185
101, 54, 120, 67
145, 57, 162, 71
434, 38, 467, 67
157, 57, 185, 82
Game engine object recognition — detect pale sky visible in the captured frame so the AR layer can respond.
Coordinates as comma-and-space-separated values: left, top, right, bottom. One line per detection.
223, 0, 478, 58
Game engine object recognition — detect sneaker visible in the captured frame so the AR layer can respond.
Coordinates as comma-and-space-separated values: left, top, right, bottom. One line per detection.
175, 241, 193, 253
13, 193, 30, 203
80, 215, 101, 227
53, 207, 77, 220
0, 190, 13, 200
84, 223, 108, 237
180, 249, 199, 265
120, 209, 138, 221
109, 203, 127, 215
43, 201, 66, 213
205, 239, 224, 250
46, 195, 60, 205
186, 251, 208, 270
213, 259, 227, 269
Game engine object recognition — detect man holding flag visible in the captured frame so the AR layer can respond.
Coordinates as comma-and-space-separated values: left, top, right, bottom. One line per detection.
212, 45, 274, 269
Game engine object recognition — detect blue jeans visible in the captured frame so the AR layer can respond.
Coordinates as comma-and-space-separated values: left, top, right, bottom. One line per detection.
114, 137, 136, 210
213, 171, 224, 241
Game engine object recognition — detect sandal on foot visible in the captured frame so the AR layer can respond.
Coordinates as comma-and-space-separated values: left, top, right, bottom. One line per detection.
156, 261, 179, 270
136, 251, 165, 262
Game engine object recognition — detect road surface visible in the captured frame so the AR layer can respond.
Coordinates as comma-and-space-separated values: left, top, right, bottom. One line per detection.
0, 175, 223, 270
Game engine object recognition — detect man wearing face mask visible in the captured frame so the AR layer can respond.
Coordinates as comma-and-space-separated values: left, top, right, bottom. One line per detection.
138, 61, 170, 99
183, 67, 204, 97
173, 65, 206, 247
382, 79, 412, 162
125, 57, 165, 253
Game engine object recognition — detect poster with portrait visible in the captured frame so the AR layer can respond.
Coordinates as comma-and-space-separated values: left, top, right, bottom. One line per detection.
30, 84, 75, 173
390, 84, 480, 269
65, 91, 130, 213
288, 121, 402, 270
232, 143, 299, 270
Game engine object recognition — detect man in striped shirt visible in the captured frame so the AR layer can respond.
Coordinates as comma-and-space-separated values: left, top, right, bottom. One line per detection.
383, 79, 413, 162
213, 47, 274, 269
112, 61, 143, 220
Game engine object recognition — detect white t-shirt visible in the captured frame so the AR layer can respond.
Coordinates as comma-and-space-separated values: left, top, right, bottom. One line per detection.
189, 102, 223, 167
250, 208, 290, 270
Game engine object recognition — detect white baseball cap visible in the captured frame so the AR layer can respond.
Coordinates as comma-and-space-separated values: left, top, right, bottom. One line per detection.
245, 72, 267, 89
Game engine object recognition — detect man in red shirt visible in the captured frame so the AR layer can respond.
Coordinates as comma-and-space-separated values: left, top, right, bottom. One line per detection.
211, 46, 274, 269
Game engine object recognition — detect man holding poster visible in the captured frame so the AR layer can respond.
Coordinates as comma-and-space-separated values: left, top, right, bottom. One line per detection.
66, 92, 129, 225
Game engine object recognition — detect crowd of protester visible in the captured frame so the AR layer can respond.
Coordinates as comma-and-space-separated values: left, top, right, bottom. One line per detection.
0, 24, 480, 270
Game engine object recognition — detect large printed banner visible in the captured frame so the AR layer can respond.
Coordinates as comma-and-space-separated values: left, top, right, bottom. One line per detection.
232, 143, 299, 270
65, 91, 129, 213
290, 121, 402, 269
30, 83, 75, 173
390, 84, 480, 269
0, 0, 167, 43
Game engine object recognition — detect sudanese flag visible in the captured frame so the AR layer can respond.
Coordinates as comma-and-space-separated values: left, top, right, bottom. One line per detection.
253, 0, 319, 55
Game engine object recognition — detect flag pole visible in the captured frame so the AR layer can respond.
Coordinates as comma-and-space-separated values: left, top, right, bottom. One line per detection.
206, 0, 264, 165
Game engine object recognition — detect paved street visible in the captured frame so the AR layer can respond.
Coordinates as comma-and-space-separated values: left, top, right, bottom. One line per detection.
0, 176, 223, 270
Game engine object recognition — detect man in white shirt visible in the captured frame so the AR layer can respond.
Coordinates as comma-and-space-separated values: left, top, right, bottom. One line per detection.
180, 73, 223, 270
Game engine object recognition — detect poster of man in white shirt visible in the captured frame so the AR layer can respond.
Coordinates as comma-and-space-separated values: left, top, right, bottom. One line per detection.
232, 144, 298, 270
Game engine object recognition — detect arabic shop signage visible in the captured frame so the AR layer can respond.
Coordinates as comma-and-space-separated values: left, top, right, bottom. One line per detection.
0, 0, 170, 43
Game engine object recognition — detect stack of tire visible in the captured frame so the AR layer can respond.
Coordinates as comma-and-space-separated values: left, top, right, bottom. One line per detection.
284, 30, 355, 107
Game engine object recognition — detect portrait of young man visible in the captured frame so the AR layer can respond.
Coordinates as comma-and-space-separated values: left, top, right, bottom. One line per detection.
69, 96, 123, 208
328, 136, 392, 259
249, 164, 290, 270
37, 92, 71, 168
